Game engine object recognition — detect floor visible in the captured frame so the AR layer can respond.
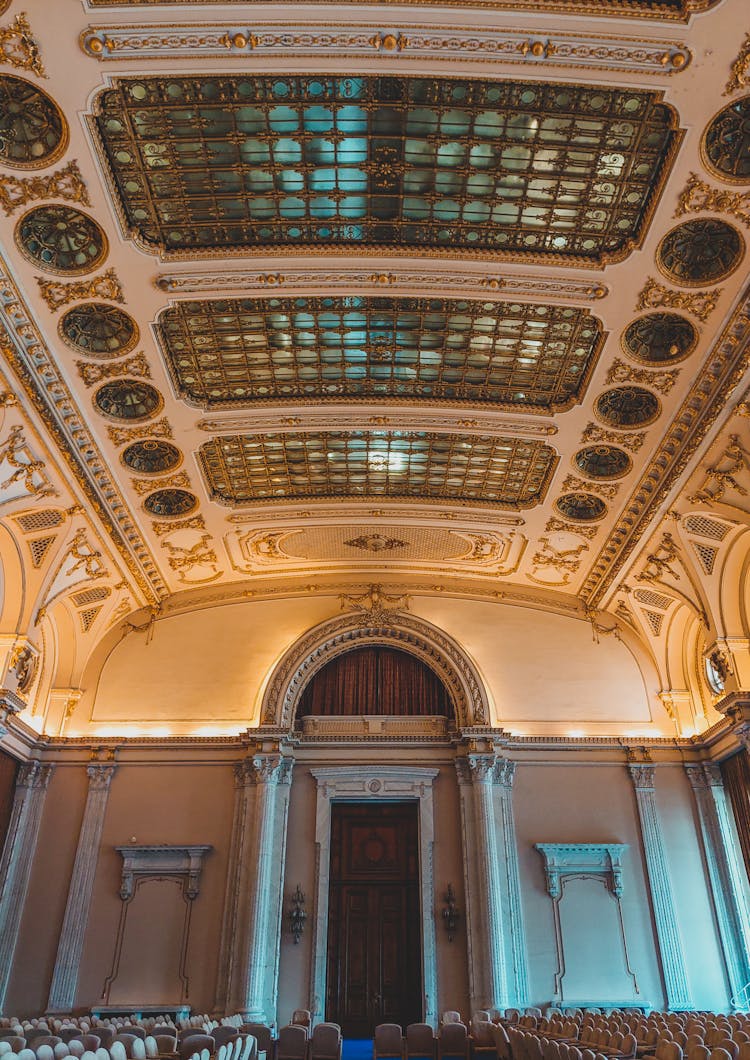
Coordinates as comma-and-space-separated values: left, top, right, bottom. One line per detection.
342, 1040, 373, 1060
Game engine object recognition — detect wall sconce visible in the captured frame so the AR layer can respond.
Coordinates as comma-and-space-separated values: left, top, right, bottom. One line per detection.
442, 883, 460, 941
289, 884, 306, 944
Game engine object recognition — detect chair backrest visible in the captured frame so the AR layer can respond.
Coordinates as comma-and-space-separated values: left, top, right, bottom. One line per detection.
277, 1028, 307, 1060
179, 1039, 214, 1060
144, 1040, 157, 1060
124, 1034, 146, 1045
130, 1042, 146, 1060
213, 1031, 239, 1050
438, 1024, 467, 1057
239, 1028, 273, 1059
406, 1026, 435, 1059
310, 1025, 341, 1060
291, 1016, 311, 1033
151, 1032, 174, 1041
442, 1017, 462, 1028
374, 1026, 404, 1059
16, 1051, 34, 1060
471, 1024, 494, 1049
78, 1040, 100, 1053
36, 1046, 55, 1060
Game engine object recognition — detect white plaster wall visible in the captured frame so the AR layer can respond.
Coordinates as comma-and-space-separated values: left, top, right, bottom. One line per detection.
88, 596, 655, 736
654, 766, 729, 1010
512, 764, 666, 1009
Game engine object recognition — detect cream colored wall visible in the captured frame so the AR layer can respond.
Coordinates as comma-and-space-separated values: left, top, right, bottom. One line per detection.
1, 749, 731, 1018
85, 597, 656, 738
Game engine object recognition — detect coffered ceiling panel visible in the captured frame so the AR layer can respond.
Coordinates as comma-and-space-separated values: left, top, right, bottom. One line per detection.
156, 295, 603, 411
92, 75, 681, 263
199, 431, 557, 507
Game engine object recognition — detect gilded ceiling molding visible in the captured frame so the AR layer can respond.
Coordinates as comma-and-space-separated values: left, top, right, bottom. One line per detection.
196, 413, 557, 439
258, 610, 491, 729
687, 434, 750, 507
675, 174, 750, 229
226, 507, 525, 528
636, 278, 720, 322
80, 23, 692, 76
82, 0, 717, 18
0, 162, 90, 218
151, 514, 206, 538
580, 424, 646, 453
562, 475, 621, 500
162, 534, 222, 585
725, 34, 750, 96
156, 269, 608, 304
580, 285, 750, 607
106, 418, 172, 447
36, 271, 125, 313
544, 517, 599, 541
0, 263, 166, 604
0, 13, 44, 77
605, 358, 679, 395
76, 354, 151, 388
528, 537, 589, 586
0, 423, 57, 500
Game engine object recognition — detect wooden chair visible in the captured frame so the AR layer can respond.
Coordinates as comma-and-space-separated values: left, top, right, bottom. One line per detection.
309, 1024, 341, 1060
406, 1025, 435, 1060
374, 1026, 404, 1060
438, 1024, 468, 1060
276, 1027, 307, 1060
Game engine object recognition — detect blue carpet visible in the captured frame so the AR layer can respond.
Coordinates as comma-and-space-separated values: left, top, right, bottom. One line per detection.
342, 1040, 373, 1060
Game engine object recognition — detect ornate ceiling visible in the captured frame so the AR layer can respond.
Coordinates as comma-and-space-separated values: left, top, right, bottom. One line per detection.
0, 0, 748, 736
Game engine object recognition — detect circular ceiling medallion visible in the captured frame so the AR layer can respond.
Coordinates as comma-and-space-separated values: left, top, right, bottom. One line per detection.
122, 440, 182, 475
595, 386, 660, 429
702, 96, 750, 184
555, 493, 607, 522
574, 445, 632, 480
657, 219, 743, 287
621, 313, 698, 365
59, 303, 139, 358
15, 205, 108, 275
93, 380, 163, 421
0, 75, 68, 170
144, 489, 198, 517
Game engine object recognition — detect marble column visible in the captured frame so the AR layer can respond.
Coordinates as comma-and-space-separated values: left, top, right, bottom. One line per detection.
494, 759, 529, 1008
46, 762, 116, 1012
685, 763, 750, 1003
456, 754, 508, 1011
628, 764, 692, 1009
240, 754, 294, 1023
215, 759, 254, 1015
0, 761, 54, 1012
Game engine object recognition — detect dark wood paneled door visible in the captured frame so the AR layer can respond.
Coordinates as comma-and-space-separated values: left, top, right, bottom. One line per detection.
326, 803, 422, 1036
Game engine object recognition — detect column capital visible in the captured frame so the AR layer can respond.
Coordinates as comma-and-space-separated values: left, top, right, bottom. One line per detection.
0, 689, 25, 736
86, 762, 116, 790
17, 761, 53, 790
628, 763, 656, 790
466, 752, 498, 781
493, 758, 517, 789
685, 762, 723, 791
250, 753, 291, 785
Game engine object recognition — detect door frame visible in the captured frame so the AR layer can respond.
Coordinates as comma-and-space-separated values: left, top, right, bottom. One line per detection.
309, 767, 439, 1028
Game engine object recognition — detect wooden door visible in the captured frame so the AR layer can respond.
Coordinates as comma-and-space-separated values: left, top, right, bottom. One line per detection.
326, 803, 422, 1036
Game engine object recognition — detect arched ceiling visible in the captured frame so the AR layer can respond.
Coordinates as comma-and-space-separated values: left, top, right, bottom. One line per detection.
0, 0, 749, 738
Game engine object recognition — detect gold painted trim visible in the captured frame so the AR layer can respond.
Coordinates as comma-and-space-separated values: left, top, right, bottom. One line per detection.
655, 220, 746, 289
571, 448, 633, 482
92, 381, 164, 423
120, 444, 184, 476
619, 311, 699, 366
58, 305, 140, 359
86, 79, 684, 272
14, 206, 109, 278
594, 388, 662, 431
700, 96, 750, 187
0, 74, 69, 172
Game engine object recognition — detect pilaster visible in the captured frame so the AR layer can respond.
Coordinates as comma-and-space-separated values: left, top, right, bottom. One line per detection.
628, 764, 692, 1009
215, 759, 254, 1015
456, 753, 508, 1010
494, 759, 529, 1007
239, 753, 294, 1023
685, 763, 750, 1004
47, 761, 116, 1013
0, 761, 54, 1013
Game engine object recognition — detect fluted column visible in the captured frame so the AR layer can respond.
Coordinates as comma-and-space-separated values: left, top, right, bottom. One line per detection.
0, 761, 54, 1012
628, 764, 692, 1009
215, 760, 255, 1015
456, 754, 508, 1011
240, 754, 294, 1023
685, 763, 750, 1003
47, 762, 116, 1012
494, 759, 529, 1007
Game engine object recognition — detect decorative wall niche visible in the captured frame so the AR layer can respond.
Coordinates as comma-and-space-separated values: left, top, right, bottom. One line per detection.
535, 843, 640, 1006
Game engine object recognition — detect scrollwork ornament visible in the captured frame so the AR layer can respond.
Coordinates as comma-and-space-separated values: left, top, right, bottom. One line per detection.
636, 278, 720, 323
36, 269, 125, 312
77, 353, 151, 388
605, 357, 679, 395
0, 161, 90, 218
675, 174, 750, 229
725, 33, 750, 96
0, 14, 45, 78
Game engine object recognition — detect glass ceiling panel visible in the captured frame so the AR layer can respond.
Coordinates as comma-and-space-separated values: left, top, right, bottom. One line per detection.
199, 431, 557, 507
93, 76, 680, 263
157, 295, 602, 410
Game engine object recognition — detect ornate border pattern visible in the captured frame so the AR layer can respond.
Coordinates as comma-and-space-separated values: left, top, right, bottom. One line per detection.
80, 23, 692, 76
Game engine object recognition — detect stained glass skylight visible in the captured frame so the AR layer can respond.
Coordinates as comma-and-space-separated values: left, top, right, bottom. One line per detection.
199, 431, 557, 507
93, 75, 680, 263
157, 296, 602, 410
